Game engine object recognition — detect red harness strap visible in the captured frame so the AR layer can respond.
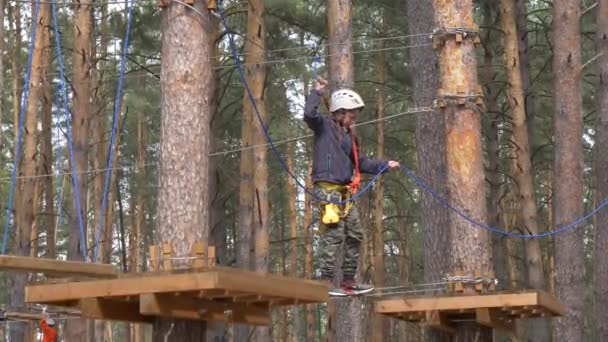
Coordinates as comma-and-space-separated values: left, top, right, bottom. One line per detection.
350, 130, 361, 194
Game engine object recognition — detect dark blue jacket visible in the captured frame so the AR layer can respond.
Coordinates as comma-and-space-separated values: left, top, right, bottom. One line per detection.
304, 89, 388, 185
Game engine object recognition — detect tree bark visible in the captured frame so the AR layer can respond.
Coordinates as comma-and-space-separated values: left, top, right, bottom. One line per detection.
433, 0, 493, 340
286, 143, 299, 341
499, 0, 550, 340
371, 21, 386, 341
326, 1, 364, 340
304, 166, 314, 342
406, 1, 450, 340
0, 0, 5, 155
242, 0, 270, 339
11, 2, 50, 340
515, 0, 535, 144
551, 0, 585, 341
65, 2, 93, 339
41, 67, 54, 259
153, 0, 215, 340
594, 0, 608, 340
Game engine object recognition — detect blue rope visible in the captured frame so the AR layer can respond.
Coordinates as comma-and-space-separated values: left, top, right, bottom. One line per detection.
53, 86, 65, 231
217, 0, 383, 206
93, 0, 135, 262
400, 165, 603, 239
1, 0, 42, 254
51, 0, 88, 261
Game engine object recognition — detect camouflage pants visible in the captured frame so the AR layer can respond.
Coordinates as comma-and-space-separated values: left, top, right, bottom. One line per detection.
316, 192, 362, 281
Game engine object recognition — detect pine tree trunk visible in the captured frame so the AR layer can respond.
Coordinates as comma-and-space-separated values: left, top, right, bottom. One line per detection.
515, 0, 534, 143
0, 0, 4, 155
286, 143, 299, 341
371, 26, 385, 341
153, 0, 215, 340
304, 165, 314, 342
206, 18, 227, 342
499, 0, 550, 340
405, 1, 450, 340
552, 0, 585, 340
433, 0, 493, 340
41, 66, 54, 259
9, 2, 22, 143
11, 2, 50, 339
326, 1, 364, 340
65, 3, 93, 339
594, 0, 608, 339
480, 0, 504, 288
327, 0, 353, 92
243, 0, 270, 339
130, 109, 146, 342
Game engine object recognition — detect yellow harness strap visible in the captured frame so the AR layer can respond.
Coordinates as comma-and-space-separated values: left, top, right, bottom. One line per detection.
316, 182, 353, 229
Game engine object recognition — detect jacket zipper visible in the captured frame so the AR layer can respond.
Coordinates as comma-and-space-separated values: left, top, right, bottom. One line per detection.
326, 153, 331, 173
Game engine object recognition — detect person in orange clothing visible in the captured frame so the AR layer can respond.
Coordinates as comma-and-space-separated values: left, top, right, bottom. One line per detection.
40, 312, 57, 342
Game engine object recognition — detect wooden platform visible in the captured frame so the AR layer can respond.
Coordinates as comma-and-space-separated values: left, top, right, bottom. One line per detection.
0, 256, 118, 278
376, 290, 564, 333
25, 267, 329, 326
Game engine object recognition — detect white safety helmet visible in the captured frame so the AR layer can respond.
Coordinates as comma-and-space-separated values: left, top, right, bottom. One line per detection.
46, 318, 55, 326
329, 89, 365, 113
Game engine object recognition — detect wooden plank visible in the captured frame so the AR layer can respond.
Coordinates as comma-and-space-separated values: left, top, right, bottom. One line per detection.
139, 294, 269, 325
79, 298, 152, 324
216, 270, 328, 304
6, 312, 45, 321
425, 311, 455, 334
376, 291, 552, 314
149, 246, 158, 272
26, 272, 219, 303
475, 308, 513, 331
536, 290, 565, 316
191, 242, 206, 269
162, 243, 173, 271
0, 255, 117, 278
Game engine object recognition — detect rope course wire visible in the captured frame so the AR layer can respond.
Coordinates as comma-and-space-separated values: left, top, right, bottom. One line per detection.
1, 0, 42, 254
0, 107, 430, 184
216, 0, 608, 239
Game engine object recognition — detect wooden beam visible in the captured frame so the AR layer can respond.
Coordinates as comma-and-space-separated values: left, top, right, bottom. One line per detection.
537, 290, 566, 316
26, 269, 328, 308
139, 294, 270, 325
0, 255, 117, 278
475, 308, 514, 331
79, 298, 152, 324
216, 270, 328, 303
26, 272, 219, 303
376, 291, 562, 317
425, 310, 455, 334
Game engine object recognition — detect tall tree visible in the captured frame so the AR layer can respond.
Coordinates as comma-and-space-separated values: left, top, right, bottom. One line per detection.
371, 15, 386, 340
247, 0, 270, 339
499, 0, 550, 340
152, 0, 215, 340
433, 0, 493, 340
515, 0, 535, 142
326, 0, 364, 340
405, 1, 450, 340
594, 0, 608, 339
65, 1, 93, 339
0, 0, 5, 153
10, 1, 51, 340
552, 0, 585, 340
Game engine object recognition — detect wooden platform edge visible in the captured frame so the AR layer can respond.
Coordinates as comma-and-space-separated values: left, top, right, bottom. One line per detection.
0, 255, 118, 278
